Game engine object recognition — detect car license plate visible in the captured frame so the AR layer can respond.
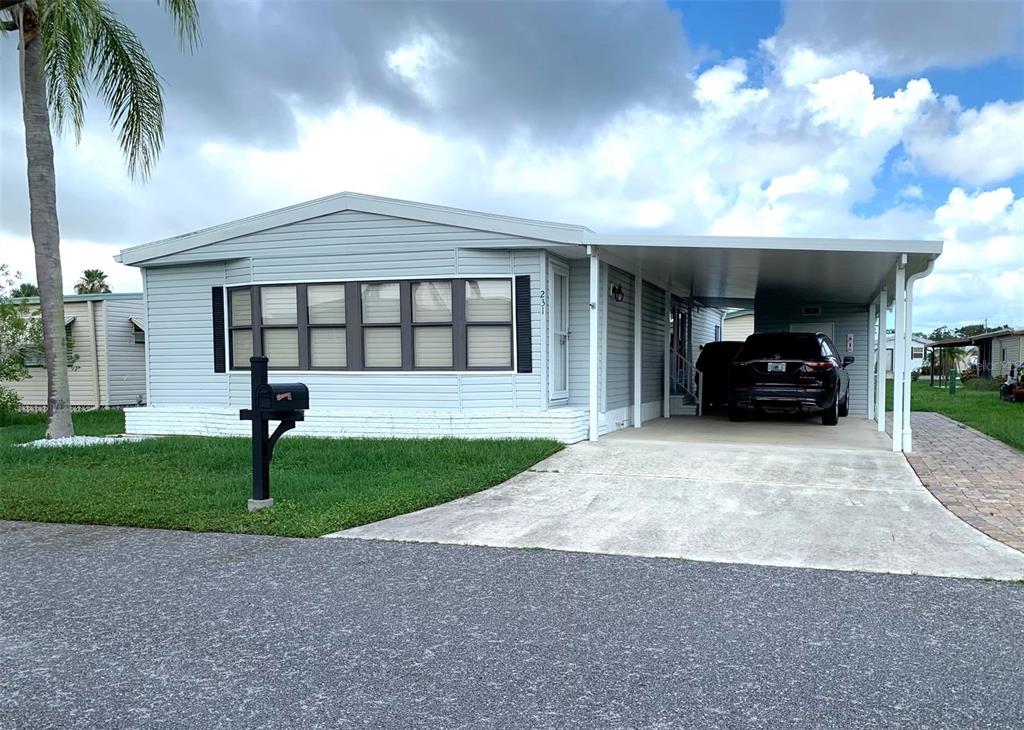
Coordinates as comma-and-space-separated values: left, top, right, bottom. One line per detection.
767, 362, 786, 373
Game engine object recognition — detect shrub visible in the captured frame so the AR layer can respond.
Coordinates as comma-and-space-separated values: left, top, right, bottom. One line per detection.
0, 386, 21, 427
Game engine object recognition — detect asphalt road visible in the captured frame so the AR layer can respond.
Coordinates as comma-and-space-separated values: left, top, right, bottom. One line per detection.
1, 521, 1022, 729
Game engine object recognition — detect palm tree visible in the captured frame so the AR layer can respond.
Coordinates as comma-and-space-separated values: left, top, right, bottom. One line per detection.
1, 0, 199, 438
74, 268, 110, 294
11, 282, 39, 298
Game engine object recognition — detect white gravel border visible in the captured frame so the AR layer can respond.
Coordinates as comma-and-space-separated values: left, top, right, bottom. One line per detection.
22, 434, 155, 448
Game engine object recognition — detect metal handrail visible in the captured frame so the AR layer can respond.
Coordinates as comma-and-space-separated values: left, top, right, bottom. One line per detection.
669, 347, 698, 400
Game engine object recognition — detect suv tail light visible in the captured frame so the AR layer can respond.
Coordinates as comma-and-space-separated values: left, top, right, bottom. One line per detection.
801, 360, 832, 372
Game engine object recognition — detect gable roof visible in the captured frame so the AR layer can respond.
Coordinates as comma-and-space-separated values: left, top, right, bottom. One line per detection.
116, 192, 590, 266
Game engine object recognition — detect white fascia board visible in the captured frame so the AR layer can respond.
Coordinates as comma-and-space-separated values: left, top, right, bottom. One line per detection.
584, 232, 943, 255
118, 192, 590, 266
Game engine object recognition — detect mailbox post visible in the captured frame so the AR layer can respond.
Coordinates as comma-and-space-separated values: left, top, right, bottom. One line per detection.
239, 356, 308, 511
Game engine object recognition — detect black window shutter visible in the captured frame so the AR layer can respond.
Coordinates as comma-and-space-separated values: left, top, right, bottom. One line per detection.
212, 287, 226, 373
514, 275, 532, 373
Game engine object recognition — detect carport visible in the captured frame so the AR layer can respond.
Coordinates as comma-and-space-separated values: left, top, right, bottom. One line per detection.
580, 234, 942, 452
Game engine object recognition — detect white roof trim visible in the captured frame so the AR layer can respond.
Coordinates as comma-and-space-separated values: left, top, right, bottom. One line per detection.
129, 316, 145, 331
584, 232, 943, 255
116, 192, 589, 265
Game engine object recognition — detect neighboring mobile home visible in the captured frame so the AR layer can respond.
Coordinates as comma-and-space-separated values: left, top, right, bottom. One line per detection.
723, 309, 754, 342
2, 293, 146, 409
930, 328, 1024, 379
115, 192, 941, 451
881, 333, 933, 376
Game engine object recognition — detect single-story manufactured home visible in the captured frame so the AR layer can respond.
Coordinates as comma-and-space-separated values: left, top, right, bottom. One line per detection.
115, 192, 941, 452
1, 293, 147, 409
930, 328, 1024, 379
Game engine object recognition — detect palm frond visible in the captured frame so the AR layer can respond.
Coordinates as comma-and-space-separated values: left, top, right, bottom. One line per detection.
38, 0, 102, 140
156, 0, 199, 51
89, 3, 164, 180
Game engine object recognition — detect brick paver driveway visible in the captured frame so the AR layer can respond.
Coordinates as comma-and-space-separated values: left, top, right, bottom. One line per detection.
906, 413, 1024, 553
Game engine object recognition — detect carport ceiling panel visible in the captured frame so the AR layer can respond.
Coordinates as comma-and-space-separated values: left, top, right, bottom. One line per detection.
754, 250, 897, 303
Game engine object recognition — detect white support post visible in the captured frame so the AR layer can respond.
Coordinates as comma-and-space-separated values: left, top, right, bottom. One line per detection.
902, 282, 914, 452
633, 273, 643, 427
876, 288, 887, 432
588, 251, 600, 442
901, 258, 936, 452
662, 286, 671, 418
892, 260, 907, 452
867, 299, 876, 422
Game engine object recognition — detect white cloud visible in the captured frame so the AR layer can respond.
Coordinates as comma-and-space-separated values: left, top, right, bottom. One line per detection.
767, 0, 1022, 83
904, 99, 1024, 185
0, 232, 142, 295
2, 32, 1020, 333
899, 185, 923, 200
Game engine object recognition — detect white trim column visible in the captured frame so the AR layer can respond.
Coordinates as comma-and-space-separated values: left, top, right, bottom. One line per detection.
633, 272, 643, 427
902, 281, 914, 451
876, 287, 887, 432
867, 298, 876, 422
892, 259, 907, 452
588, 250, 600, 441
662, 286, 671, 418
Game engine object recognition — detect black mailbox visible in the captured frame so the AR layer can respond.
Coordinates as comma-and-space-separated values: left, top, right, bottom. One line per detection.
256, 383, 309, 412
239, 357, 308, 510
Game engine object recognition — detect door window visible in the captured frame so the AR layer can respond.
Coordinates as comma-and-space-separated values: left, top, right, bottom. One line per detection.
549, 264, 569, 400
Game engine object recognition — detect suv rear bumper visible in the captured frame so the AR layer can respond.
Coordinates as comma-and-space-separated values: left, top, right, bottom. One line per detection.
731, 386, 834, 412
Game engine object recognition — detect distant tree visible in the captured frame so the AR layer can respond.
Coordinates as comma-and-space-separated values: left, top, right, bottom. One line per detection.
0, 265, 43, 422
928, 326, 955, 341
74, 269, 111, 294
11, 282, 39, 298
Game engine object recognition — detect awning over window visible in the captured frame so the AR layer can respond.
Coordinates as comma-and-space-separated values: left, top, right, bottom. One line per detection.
129, 316, 145, 331
64, 316, 76, 326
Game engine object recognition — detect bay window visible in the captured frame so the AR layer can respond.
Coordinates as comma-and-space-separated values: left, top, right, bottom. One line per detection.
466, 279, 513, 369
227, 277, 516, 372
260, 286, 299, 368
412, 281, 453, 368
228, 288, 253, 369
361, 282, 402, 368
308, 284, 346, 368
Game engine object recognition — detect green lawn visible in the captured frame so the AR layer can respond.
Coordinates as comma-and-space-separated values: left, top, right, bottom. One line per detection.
0, 411, 561, 537
887, 380, 1023, 452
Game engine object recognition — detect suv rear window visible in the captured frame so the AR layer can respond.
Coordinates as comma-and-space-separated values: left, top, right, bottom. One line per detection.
738, 333, 821, 360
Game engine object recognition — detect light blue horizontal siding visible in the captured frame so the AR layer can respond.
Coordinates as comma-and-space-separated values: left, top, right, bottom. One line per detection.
145, 262, 228, 406
690, 305, 722, 362
567, 258, 590, 407
642, 282, 665, 403
146, 211, 555, 268
754, 300, 870, 415
605, 265, 634, 411
141, 213, 552, 411
103, 298, 147, 406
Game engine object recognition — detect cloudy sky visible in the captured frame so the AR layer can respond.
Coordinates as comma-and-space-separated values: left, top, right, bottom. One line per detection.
1, 0, 1022, 332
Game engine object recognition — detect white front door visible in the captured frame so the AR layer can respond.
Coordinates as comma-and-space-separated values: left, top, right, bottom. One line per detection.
549, 262, 569, 401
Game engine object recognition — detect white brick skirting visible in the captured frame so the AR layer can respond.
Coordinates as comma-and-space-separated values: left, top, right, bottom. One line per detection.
126, 406, 591, 444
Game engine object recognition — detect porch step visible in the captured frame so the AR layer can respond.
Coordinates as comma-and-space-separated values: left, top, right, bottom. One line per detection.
669, 394, 697, 417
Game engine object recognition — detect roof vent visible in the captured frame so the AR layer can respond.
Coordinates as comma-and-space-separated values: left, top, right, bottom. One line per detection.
803, 305, 822, 316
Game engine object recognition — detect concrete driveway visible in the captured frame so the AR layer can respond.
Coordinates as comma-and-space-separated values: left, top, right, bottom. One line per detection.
333, 417, 1024, 580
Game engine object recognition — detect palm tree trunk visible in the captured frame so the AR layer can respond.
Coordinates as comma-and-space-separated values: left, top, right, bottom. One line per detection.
19, 8, 74, 438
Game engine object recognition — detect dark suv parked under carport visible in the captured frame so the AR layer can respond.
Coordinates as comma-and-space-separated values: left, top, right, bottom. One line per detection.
728, 332, 854, 425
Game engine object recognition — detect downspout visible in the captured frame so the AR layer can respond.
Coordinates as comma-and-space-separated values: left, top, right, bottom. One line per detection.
87, 299, 101, 409
892, 258, 906, 452
901, 256, 936, 453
